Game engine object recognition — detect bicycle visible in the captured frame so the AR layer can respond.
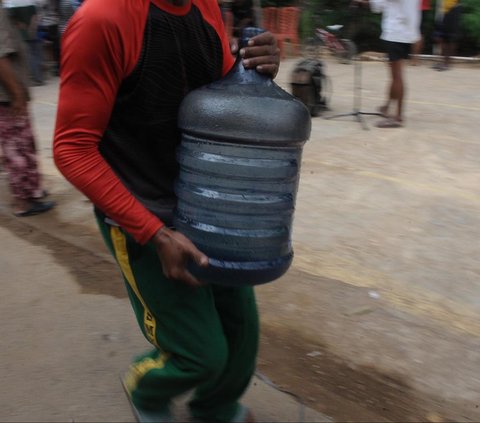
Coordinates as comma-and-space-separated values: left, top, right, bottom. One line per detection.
304, 22, 356, 64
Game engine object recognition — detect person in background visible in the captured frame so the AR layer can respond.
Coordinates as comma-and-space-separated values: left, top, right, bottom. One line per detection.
354, 0, 421, 128
9, 1, 45, 85
411, 0, 431, 65
58, 0, 82, 35
53, 0, 279, 421
37, 0, 59, 75
0, 3, 55, 216
433, 0, 461, 71
218, 0, 226, 20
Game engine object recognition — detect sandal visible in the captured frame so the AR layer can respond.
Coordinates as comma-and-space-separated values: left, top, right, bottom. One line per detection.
376, 118, 403, 128
14, 200, 55, 217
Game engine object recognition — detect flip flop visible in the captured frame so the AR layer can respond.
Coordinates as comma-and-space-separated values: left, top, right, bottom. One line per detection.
14, 200, 55, 217
376, 118, 403, 128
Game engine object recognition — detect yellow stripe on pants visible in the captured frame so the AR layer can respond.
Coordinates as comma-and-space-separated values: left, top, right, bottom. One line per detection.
123, 354, 170, 396
110, 226, 158, 348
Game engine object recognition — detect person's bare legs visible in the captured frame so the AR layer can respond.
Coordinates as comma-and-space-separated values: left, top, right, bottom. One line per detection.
378, 62, 392, 117
377, 59, 404, 128
443, 40, 456, 70
379, 59, 403, 122
390, 59, 404, 122
411, 36, 423, 65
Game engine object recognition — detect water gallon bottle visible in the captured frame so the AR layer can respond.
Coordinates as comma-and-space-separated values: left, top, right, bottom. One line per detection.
174, 27, 311, 286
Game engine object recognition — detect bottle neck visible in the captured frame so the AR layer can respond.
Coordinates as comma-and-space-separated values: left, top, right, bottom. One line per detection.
230, 26, 271, 85
239, 27, 265, 49
229, 55, 271, 85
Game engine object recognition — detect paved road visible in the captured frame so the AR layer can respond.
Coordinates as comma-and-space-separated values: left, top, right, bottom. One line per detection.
1, 56, 479, 421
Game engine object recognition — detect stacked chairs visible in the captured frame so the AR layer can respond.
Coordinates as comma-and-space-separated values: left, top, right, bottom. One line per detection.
262, 7, 301, 59
261, 7, 278, 34
275, 7, 301, 59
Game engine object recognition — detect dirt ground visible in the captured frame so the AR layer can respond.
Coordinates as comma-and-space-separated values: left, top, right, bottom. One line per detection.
1, 209, 477, 423
1, 56, 480, 422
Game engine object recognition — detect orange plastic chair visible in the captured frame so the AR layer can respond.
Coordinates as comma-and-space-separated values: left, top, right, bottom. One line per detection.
223, 10, 234, 41
275, 7, 301, 59
261, 7, 278, 34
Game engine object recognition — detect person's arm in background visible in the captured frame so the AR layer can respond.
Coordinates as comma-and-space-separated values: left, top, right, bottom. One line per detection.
0, 57, 27, 116
27, 5, 39, 40
0, 9, 27, 116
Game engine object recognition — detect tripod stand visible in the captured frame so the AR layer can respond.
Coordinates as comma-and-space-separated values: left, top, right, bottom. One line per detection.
324, 5, 382, 130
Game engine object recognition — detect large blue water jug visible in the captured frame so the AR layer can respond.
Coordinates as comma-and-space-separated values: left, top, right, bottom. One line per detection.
174, 28, 311, 286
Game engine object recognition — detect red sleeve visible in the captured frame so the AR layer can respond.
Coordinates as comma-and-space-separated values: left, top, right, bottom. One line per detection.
194, 0, 235, 76
53, 0, 164, 245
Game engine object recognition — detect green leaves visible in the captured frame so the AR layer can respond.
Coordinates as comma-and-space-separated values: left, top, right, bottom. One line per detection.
460, 0, 480, 50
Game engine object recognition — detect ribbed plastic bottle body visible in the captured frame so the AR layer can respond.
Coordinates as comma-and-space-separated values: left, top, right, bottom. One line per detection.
174, 135, 302, 285
174, 28, 311, 286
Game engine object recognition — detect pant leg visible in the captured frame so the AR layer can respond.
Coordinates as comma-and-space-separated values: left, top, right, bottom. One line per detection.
27, 39, 44, 83
0, 106, 42, 200
189, 286, 259, 423
96, 212, 234, 414
48, 25, 60, 73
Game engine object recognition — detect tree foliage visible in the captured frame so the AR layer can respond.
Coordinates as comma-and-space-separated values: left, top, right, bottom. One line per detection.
457, 0, 480, 54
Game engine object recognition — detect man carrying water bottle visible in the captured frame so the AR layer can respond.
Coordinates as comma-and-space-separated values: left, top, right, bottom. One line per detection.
53, 0, 279, 421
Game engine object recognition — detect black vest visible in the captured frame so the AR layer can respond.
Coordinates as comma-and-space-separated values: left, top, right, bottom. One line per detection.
99, 3, 224, 224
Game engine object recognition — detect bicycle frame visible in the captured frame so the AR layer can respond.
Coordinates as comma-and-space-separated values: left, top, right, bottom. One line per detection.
314, 28, 346, 54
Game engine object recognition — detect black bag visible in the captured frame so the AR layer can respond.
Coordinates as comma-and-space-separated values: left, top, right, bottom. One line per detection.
290, 59, 329, 117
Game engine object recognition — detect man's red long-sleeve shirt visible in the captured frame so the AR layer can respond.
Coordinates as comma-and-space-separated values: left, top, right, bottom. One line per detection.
54, 0, 234, 244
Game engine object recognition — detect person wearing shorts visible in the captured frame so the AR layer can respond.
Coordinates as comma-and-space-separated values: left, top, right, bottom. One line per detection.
434, 0, 461, 71
385, 41, 412, 62
355, 0, 421, 127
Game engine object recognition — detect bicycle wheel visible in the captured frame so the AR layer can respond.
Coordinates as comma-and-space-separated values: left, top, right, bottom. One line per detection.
337, 39, 357, 64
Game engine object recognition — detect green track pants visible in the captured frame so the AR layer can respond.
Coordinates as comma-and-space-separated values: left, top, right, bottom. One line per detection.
96, 212, 259, 423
